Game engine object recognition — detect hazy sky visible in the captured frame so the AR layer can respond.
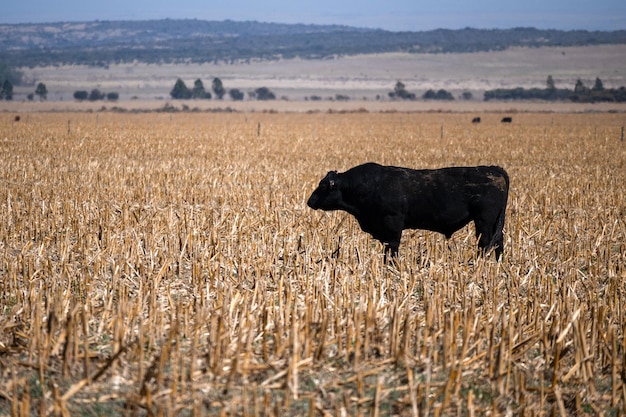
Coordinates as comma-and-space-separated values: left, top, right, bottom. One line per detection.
2, 0, 625, 31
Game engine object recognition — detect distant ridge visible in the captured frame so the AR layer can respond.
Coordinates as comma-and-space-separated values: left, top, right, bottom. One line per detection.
2, 19, 626, 67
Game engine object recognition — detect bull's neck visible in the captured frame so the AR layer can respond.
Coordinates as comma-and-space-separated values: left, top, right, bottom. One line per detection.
337, 185, 360, 216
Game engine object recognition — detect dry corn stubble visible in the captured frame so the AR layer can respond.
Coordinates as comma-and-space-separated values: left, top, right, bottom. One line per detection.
0, 111, 625, 416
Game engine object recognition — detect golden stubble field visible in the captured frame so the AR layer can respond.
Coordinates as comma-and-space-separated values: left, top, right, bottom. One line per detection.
1, 111, 625, 416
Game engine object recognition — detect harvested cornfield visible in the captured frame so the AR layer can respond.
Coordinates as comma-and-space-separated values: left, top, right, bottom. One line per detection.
1, 111, 625, 416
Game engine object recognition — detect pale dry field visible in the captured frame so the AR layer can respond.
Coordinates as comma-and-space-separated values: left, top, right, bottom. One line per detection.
10, 45, 626, 104
1, 111, 626, 416
5, 98, 626, 114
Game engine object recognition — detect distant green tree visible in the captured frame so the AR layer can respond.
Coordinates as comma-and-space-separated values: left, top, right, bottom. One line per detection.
423, 89, 435, 99
461, 91, 473, 100
574, 79, 586, 93
106, 92, 119, 101
570, 79, 586, 102
73, 90, 88, 101
89, 89, 104, 101
437, 89, 454, 100
1, 80, 14, 100
192, 79, 211, 99
212, 77, 225, 99
544, 75, 557, 99
254, 87, 275, 100
592, 77, 604, 91
229, 88, 244, 101
389, 81, 416, 100
170, 78, 191, 99
423, 89, 454, 100
35, 82, 48, 100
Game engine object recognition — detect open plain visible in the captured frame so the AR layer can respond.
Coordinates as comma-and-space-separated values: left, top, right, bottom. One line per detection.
1, 111, 625, 415
4, 44, 626, 111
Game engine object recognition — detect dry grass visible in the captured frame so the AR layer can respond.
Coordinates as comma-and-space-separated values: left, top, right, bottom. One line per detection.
1, 111, 625, 416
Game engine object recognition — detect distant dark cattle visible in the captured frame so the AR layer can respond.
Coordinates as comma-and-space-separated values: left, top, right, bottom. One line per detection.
14, 115, 20, 122
472, 117, 481, 123
307, 162, 509, 259
501, 117, 512, 123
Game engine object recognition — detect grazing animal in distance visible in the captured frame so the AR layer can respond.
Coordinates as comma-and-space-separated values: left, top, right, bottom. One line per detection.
307, 162, 509, 259
501, 117, 512, 123
472, 117, 481, 123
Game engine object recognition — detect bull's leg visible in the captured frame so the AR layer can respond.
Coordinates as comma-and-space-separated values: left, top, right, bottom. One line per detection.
372, 232, 401, 262
379, 216, 404, 262
492, 232, 504, 259
383, 241, 400, 262
474, 219, 496, 257
474, 218, 503, 259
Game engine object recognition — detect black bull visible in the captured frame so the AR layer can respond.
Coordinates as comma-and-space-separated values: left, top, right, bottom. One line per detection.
307, 162, 510, 259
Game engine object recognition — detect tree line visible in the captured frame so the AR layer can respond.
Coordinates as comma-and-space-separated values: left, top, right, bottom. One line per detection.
484, 76, 626, 102
2, 74, 623, 104
387, 77, 626, 103
73, 89, 119, 101
389, 81, 464, 101
169, 77, 275, 101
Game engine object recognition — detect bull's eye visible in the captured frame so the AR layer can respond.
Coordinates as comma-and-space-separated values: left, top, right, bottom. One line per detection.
329, 180, 335, 189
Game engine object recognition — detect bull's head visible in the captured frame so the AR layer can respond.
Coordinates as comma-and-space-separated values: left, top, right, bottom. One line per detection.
307, 171, 343, 211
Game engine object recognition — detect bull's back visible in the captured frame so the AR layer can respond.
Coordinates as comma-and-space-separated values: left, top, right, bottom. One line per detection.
343, 163, 508, 210
401, 165, 508, 231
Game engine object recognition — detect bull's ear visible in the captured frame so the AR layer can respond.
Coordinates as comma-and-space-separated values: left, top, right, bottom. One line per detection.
327, 171, 339, 189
